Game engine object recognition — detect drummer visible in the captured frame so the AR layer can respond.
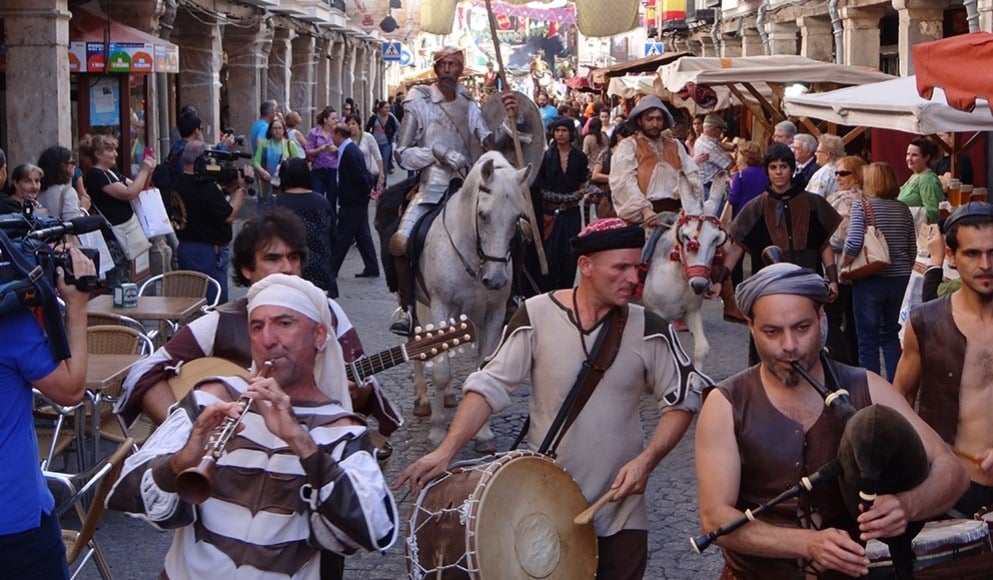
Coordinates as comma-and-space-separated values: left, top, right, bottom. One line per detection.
894, 202, 993, 517
397, 218, 701, 580
695, 263, 966, 578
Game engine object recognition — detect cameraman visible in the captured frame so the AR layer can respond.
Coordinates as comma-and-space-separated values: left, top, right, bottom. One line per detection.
174, 141, 246, 304
1, 247, 94, 579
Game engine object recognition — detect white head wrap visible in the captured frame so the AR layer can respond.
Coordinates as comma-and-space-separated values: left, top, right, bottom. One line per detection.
247, 274, 350, 410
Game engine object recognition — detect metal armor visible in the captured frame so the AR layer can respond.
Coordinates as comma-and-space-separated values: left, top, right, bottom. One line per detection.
389, 85, 488, 256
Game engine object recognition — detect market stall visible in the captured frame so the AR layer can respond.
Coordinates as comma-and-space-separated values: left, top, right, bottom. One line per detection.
658, 55, 894, 142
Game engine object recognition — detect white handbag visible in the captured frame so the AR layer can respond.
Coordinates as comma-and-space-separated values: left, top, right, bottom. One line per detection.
131, 187, 176, 238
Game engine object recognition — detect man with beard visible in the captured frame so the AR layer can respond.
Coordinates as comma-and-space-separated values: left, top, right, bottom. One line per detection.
387, 46, 519, 334
894, 202, 993, 517
609, 95, 704, 226
696, 263, 966, 579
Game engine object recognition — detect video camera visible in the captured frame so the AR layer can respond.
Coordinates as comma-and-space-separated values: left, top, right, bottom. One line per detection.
0, 210, 104, 360
193, 148, 255, 189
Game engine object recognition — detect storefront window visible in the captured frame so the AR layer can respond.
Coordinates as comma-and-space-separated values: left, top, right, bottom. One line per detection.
128, 74, 148, 176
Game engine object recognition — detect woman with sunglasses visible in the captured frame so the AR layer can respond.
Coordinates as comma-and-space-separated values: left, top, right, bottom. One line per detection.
841, 162, 916, 379
36, 146, 89, 220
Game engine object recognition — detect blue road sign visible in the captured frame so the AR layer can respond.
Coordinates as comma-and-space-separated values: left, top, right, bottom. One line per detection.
383, 41, 402, 62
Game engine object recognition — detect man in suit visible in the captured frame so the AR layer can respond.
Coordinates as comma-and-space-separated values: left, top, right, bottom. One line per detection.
330, 124, 379, 278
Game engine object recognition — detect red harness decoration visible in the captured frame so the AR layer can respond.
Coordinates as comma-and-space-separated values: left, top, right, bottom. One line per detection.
669, 211, 726, 280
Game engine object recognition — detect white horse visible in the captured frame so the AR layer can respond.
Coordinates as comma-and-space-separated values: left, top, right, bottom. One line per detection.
413, 151, 532, 452
641, 173, 730, 367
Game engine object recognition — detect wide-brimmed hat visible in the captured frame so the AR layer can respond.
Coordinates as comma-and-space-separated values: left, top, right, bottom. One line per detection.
626, 95, 674, 129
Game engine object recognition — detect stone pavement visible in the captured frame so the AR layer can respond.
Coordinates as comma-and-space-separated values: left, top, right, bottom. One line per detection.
76, 180, 754, 579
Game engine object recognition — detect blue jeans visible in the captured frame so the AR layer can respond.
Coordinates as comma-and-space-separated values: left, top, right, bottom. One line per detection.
378, 143, 393, 172
852, 275, 910, 379
0, 510, 70, 580
177, 241, 229, 304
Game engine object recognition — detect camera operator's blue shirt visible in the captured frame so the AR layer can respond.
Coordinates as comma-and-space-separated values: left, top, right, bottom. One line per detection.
0, 308, 58, 535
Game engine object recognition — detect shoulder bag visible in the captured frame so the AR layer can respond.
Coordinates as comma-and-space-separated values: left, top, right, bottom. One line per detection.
94, 170, 151, 260
841, 197, 890, 280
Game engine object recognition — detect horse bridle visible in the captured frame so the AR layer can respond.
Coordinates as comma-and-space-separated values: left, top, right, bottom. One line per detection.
668, 211, 728, 280
442, 182, 518, 280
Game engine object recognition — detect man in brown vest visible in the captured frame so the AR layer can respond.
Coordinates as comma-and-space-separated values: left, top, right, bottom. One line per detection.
609, 95, 704, 226
696, 263, 966, 579
894, 202, 993, 517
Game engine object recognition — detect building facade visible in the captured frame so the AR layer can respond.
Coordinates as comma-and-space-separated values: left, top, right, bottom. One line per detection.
0, 0, 387, 171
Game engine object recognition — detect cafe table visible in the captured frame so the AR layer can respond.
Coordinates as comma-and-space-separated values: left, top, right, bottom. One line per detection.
87, 295, 207, 344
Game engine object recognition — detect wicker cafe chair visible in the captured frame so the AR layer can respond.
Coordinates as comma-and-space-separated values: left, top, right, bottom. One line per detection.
45, 438, 133, 580
34, 390, 86, 472
87, 311, 146, 334
86, 325, 153, 450
138, 270, 221, 341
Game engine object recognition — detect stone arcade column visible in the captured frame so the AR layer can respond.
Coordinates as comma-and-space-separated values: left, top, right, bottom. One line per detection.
1, 0, 71, 164
223, 19, 273, 139
355, 42, 370, 116
267, 27, 293, 111
315, 36, 332, 114
329, 36, 346, 110
693, 35, 717, 57
342, 37, 358, 107
840, 4, 887, 69
981, 0, 993, 32
171, 9, 223, 138
797, 15, 834, 63
291, 34, 316, 123
740, 18, 764, 56
720, 29, 743, 57
893, 0, 947, 76
765, 21, 799, 56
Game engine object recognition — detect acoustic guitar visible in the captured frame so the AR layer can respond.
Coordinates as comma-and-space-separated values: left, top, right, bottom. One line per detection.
168, 316, 478, 401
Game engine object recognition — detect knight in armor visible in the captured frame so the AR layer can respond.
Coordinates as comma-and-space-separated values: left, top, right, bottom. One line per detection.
388, 46, 521, 335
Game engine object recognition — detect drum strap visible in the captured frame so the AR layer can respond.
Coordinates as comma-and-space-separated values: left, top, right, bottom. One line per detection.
529, 305, 627, 458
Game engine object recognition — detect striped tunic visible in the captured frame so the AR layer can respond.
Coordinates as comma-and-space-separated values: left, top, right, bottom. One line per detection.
108, 376, 397, 579
844, 196, 917, 278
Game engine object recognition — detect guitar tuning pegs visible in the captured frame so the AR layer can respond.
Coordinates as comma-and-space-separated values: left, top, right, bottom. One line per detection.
425, 324, 435, 331
439, 320, 449, 329
430, 348, 438, 356
441, 342, 449, 350
414, 326, 423, 334
452, 338, 461, 346
459, 314, 468, 321
417, 353, 427, 360
463, 334, 471, 341
448, 351, 456, 358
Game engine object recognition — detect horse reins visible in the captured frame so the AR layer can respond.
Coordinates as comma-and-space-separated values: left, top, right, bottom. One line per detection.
441, 182, 516, 281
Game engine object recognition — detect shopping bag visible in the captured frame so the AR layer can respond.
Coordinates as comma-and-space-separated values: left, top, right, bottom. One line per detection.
131, 187, 176, 238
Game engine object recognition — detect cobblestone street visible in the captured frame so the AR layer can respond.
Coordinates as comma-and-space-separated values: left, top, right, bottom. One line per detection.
79, 189, 752, 579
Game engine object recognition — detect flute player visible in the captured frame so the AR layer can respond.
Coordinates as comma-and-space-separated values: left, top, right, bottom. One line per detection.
695, 263, 965, 578
108, 274, 397, 579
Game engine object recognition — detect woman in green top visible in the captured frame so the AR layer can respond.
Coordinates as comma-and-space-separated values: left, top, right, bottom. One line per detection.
898, 137, 943, 224
253, 118, 301, 197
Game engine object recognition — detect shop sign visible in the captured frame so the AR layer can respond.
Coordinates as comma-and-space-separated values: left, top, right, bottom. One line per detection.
108, 42, 154, 73
86, 42, 107, 73
154, 44, 179, 73
69, 42, 88, 73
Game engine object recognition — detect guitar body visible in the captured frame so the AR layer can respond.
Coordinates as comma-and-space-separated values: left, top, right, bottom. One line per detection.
167, 357, 249, 401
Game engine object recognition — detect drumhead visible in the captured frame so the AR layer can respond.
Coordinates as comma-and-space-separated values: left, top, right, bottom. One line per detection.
472, 454, 597, 579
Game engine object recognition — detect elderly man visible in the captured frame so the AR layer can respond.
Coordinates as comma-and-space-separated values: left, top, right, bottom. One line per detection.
109, 274, 398, 579
609, 95, 704, 227
693, 113, 734, 199
696, 263, 967, 579
895, 202, 993, 517
772, 120, 797, 146
387, 46, 519, 334
397, 218, 701, 580
793, 133, 820, 190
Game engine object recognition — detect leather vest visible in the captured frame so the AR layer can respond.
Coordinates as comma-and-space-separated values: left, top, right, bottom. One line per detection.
909, 295, 965, 444
762, 190, 817, 270
633, 134, 682, 195
716, 364, 871, 579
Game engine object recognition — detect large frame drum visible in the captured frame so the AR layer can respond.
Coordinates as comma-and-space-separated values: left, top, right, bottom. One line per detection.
407, 451, 597, 579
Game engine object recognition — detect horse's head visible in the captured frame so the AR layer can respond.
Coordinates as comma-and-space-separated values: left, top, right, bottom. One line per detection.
462, 151, 531, 290
670, 212, 728, 295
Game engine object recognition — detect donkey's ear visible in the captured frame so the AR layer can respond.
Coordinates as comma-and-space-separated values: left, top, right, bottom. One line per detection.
481, 158, 495, 183
517, 163, 531, 185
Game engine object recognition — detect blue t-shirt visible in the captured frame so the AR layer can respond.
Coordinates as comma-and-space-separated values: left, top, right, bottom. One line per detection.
539, 104, 559, 129
249, 119, 269, 155
0, 308, 59, 535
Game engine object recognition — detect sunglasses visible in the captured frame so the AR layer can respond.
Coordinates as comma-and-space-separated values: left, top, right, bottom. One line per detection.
835, 170, 853, 177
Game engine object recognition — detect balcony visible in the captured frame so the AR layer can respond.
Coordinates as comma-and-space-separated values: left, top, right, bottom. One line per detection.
236, 0, 281, 9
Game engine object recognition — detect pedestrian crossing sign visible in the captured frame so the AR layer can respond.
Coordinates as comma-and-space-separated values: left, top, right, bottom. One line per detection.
644, 42, 665, 57
383, 42, 402, 62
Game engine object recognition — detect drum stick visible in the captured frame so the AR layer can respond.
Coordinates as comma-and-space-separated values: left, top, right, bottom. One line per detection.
952, 447, 983, 466
574, 489, 617, 525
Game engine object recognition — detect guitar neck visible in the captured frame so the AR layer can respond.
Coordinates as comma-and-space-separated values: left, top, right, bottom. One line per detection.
345, 345, 408, 383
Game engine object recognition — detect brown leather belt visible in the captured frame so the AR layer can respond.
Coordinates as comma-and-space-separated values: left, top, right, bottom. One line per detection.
651, 199, 682, 213
544, 200, 581, 213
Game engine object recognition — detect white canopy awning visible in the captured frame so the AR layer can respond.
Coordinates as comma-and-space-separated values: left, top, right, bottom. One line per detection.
783, 75, 993, 135
659, 55, 895, 93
